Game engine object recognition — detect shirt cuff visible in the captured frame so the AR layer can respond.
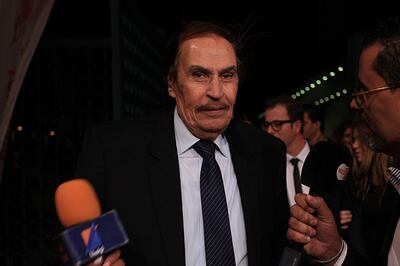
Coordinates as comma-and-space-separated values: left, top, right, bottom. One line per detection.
333, 240, 347, 266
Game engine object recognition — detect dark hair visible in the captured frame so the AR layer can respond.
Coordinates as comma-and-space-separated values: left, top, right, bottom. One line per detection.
264, 95, 304, 123
351, 119, 392, 202
303, 103, 324, 131
166, 21, 243, 83
332, 120, 352, 144
362, 16, 400, 86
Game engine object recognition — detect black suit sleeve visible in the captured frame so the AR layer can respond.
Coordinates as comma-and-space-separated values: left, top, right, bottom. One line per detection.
260, 134, 289, 265
342, 245, 368, 266
74, 126, 107, 206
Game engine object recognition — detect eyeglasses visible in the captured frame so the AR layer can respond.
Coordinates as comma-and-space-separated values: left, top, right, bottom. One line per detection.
352, 84, 399, 108
263, 120, 293, 131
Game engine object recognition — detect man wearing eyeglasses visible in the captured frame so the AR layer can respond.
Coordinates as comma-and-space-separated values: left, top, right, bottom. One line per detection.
303, 104, 328, 148
263, 96, 311, 207
287, 17, 400, 265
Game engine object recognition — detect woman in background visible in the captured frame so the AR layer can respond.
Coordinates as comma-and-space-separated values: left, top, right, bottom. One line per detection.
340, 121, 392, 258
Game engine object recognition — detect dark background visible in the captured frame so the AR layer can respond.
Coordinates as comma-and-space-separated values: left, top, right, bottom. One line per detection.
44, 0, 398, 118
0, 1, 398, 265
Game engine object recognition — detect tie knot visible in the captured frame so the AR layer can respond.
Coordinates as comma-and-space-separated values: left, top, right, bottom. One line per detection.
290, 158, 300, 166
193, 140, 216, 159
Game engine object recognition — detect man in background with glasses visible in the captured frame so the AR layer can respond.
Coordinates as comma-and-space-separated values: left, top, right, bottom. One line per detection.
287, 17, 400, 265
263, 96, 311, 207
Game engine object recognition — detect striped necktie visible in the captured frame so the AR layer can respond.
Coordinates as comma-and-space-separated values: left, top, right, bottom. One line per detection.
193, 140, 235, 266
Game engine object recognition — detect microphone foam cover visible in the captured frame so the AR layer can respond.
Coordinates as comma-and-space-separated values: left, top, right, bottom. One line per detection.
55, 179, 101, 227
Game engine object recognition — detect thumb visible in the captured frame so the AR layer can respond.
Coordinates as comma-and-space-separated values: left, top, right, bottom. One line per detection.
305, 195, 334, 221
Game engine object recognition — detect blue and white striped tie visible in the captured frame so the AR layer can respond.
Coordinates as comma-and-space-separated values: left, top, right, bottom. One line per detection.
193, 140, 235, 266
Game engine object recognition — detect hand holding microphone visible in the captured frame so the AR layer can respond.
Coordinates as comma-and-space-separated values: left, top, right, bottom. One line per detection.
55, 179, 128, 266
287, 193, 344, 264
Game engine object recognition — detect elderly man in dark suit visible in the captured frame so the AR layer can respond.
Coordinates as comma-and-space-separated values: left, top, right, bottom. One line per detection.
287, 17, 400, 266
77, 21, 289, 266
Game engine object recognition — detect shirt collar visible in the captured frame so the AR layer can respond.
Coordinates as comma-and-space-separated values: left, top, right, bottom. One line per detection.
286, 141, 310, 162
174, 107, 228, 157
387, 166, 400, 195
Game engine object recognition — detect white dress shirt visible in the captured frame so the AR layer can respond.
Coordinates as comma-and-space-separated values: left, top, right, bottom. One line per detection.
286, 141, 310, 206
174, 109, 248, 266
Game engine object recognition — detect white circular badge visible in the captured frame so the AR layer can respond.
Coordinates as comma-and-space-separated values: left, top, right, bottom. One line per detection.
336, 163, 349, 180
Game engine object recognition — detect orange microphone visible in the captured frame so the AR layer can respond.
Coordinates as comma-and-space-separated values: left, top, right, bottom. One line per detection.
55, 179, 128, 265
55, 179, 101, 227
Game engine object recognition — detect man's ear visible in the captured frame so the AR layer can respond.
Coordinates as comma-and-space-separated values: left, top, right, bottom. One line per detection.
167, 82, 176, 98
293, 120, 302, 133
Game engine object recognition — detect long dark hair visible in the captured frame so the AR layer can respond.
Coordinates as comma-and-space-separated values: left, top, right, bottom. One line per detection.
352, 122, 392, 202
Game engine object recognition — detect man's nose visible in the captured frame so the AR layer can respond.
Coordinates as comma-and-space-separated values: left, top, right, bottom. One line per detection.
207, 78, 224, 99
350, 98, 359, 110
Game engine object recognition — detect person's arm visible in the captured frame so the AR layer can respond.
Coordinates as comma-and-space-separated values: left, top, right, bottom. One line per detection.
76, 128, 126, 266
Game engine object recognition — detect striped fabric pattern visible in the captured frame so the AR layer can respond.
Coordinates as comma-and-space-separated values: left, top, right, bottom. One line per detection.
193, 140, 235, 266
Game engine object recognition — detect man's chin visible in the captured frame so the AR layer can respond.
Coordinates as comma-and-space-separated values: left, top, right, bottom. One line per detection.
368, 138, 387, 153
367, 133, 400, 156
359, 119, 381, 150
360, 117, 398, 155
201, 116, 230, 127
365, 124, 387, 153
372, 140, 400, 157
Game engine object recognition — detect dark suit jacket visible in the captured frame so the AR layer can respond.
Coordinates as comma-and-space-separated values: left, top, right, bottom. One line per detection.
74, 110, 289, 265
343, 182, 400, 265
302, 140, 354, 231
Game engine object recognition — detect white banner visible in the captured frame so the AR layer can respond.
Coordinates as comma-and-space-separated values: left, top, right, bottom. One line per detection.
0, 0, 54, 180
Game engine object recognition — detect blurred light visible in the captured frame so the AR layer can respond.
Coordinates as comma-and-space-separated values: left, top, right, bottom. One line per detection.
296, 92, 301, 97
305, 86, 310, 91
330, 71, 336, 77
291, 95, 296, 99
310, 83, 315, 88
314, 101, 320, 105
49, 130, 56, 136
330, 94, 335, 99
300, 90, 305, 94
336, 92, 341, 97
342, 89, 348, 94
316, 80, 321, 85
319, 99, 324, 104
17, 125, 23, 131
338, 67, 344, 72
324, 97, 329, 101
322, 76, 328, 81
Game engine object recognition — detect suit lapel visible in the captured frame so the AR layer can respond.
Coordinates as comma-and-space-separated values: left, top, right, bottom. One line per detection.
145, 115, 265, 265
226, 122, 261, 265
147, 111, 185, 266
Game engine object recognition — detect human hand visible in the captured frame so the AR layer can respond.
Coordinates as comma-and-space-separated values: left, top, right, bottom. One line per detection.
287, 194, 342, 262
86, 250, 125, 266
340, 210, 352, 230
